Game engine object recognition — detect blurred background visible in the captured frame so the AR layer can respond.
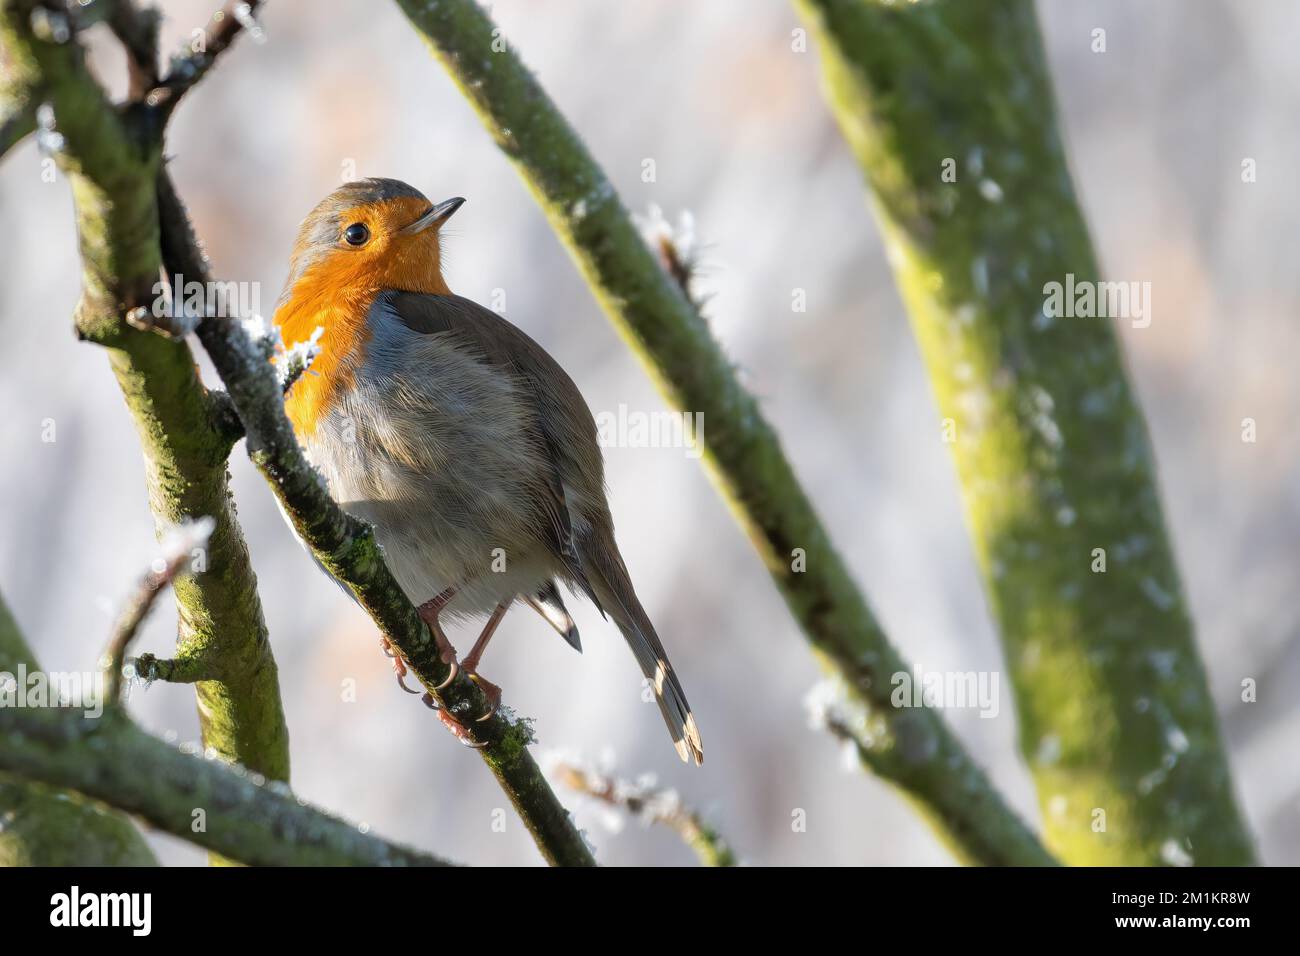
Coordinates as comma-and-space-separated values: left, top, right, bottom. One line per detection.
2, 0, 1297, 865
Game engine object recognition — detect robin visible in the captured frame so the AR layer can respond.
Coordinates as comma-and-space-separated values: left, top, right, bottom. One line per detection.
273, 178, 703, 765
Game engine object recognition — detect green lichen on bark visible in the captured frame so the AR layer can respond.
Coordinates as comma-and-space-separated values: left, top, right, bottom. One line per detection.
0, 589, 157, 865
103, 339, 289, 786
795, 0, 1253, 865
0, 1, 289, 792
0, 706, 452, 867
396, 0, 1053, 865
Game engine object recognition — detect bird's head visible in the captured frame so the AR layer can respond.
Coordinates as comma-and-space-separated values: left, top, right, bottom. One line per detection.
274, 179, 464, 435
280, 178, 464, 305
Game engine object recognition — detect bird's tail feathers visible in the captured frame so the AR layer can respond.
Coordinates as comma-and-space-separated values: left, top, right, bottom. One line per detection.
578, 529, 703, 766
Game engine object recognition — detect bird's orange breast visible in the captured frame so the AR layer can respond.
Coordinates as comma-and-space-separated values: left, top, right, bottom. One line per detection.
275, 273, 377, 438
274, 196, 452, 436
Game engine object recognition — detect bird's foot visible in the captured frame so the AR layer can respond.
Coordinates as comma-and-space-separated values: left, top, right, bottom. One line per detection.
421, 691, 488, 748
462, 663, 502, 722
381, 636, 421, 694
416, 592, 459, 690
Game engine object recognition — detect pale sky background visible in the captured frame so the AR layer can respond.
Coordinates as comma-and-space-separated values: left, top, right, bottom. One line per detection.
1, 1, 1296, 865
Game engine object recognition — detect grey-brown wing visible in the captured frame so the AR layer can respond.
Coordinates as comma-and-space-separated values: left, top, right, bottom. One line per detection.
381, 290, 606, 613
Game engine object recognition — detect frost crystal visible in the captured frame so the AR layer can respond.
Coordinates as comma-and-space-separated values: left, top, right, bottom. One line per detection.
278, 326, 324, 390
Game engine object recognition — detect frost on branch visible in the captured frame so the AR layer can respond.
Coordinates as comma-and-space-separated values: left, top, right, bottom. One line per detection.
545, 749, 736, 866
276, 325, 324, 393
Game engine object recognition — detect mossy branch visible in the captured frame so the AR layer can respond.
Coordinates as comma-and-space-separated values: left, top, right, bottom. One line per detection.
393, 0, 1054, 866
795, 0, 1253, 865
0, 706, 453, 867
0, 588, 157, 866
0, 0, 289, 802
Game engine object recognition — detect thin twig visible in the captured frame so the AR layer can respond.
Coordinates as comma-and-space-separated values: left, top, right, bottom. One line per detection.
153, 0, 265, 116
105, 0, 160, 100
103, 517, 215, 705
552, 756, 736, 867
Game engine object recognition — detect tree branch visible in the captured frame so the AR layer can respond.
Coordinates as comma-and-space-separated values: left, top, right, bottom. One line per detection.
154, 0, 264, 119
552, 756, 736, 867
393, 0, 1054, 866
0, 588, 158, 865
103, 518, 214, 704
105, 0, 160, 101
0, 707, 453, 867
794, 0, 1253, 864
0, 0, 291, 794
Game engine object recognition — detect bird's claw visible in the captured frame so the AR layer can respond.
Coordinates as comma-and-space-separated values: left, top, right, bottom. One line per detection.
422, 691, 488, 748
466, 670, 502, 722
395, 672, 421, 694
434, 649, 458, 690
382, 637, 422, 694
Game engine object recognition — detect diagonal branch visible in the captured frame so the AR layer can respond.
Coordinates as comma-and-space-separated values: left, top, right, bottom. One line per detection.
0, 707, 453, 867
393, 0, 1054, 866
0, 587, 446, 866
154, 0, 264, 119
794, 0, 1253, 866
105, 0, 160, 100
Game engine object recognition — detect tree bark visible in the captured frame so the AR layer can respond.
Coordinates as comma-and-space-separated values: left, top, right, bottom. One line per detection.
794, 0, 1253, 864
0, 590, 157, 866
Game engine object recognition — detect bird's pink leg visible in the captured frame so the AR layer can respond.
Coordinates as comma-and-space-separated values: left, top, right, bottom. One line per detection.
416, 587, 460, 689
412, 591, 510, 743
461, 601, 510, 722
412, 587, 487, 746
381, 586, 459, 695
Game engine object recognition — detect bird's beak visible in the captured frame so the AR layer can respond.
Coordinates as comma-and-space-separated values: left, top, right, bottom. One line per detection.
400, 197, 466, 234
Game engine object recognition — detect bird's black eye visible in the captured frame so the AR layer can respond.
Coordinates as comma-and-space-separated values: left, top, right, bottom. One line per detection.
343, 223, 370, 246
